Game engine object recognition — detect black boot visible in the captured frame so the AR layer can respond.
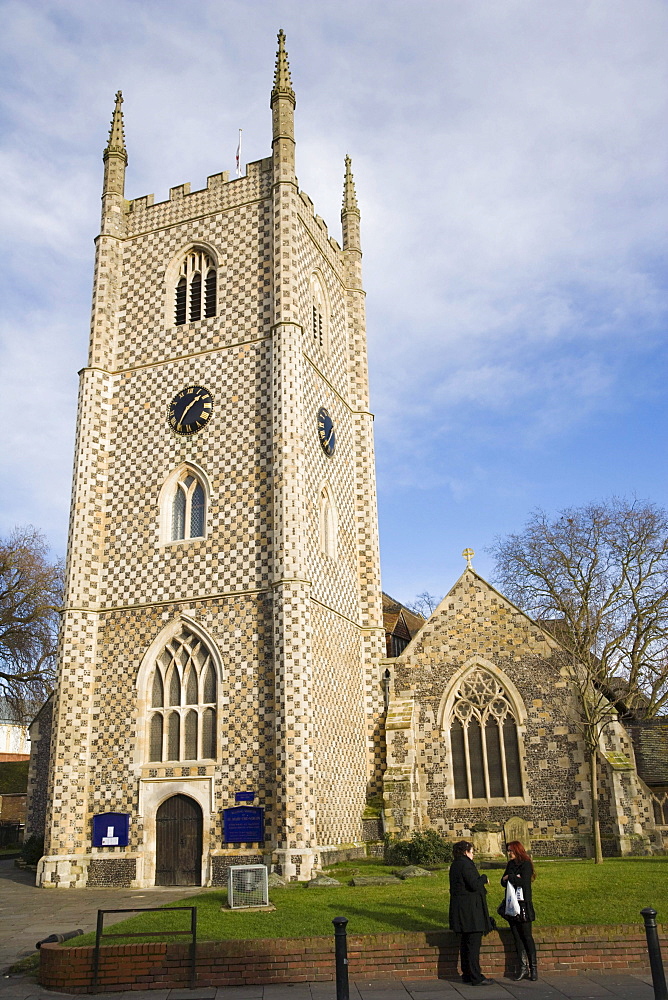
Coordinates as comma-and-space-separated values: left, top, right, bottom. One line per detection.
512, 958, 529, 981
529, 962, 538, 981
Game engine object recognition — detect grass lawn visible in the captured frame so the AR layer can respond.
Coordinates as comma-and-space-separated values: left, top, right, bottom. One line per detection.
68, 857, 668, 947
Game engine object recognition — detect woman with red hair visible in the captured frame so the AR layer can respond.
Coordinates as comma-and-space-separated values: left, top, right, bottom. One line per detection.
501, 841, 537, 980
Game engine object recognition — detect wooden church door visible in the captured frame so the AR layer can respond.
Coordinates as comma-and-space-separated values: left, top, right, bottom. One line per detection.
155, 794, 203, 885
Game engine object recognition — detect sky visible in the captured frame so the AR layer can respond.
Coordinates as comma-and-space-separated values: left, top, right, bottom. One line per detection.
1, 0, 667, 609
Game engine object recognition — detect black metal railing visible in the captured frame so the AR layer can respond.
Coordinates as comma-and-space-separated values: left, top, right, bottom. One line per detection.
91, 906, 197, 993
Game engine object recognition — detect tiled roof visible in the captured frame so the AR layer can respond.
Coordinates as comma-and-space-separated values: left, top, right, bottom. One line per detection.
382, 592, 425, 638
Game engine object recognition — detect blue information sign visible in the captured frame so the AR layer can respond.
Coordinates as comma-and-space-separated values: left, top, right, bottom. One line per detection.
235, 791, 255, 802
223, 806, 264, 843
92, 812, 130, 847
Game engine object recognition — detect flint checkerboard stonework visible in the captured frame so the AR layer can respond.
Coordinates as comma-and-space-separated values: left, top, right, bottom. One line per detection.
39, 36, 385, 888
383, 568, 660, 857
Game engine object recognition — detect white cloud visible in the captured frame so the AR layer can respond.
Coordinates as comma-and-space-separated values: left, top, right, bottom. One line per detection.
0, 0, 666, 594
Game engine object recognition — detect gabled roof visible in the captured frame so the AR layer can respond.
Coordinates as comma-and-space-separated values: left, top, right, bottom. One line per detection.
382, 592, 425, 640
401, 566, 564, 654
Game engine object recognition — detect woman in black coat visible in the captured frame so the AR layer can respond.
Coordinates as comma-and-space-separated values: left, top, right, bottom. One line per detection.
449, 840, 495, 986
501, 840, 537, 981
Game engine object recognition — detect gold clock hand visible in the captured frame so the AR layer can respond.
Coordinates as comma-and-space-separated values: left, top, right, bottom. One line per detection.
179, 393, 205, 425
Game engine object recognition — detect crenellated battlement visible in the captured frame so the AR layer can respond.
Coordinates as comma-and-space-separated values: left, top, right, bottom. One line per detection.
297, 190, 343, 270
124, 157, 272, 238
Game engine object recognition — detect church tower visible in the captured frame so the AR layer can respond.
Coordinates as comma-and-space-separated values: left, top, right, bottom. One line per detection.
39, 32, 385, 888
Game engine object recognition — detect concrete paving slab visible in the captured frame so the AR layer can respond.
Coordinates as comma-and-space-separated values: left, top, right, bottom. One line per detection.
261, 990, 314, 1000
452, 983, 513, 998
213, 990, 265, 999
404, 985, 460, 992
169, 991, 217, 1000
403, 989, 461, 997
356, 992, 415, 1000
534, 978, 615, 995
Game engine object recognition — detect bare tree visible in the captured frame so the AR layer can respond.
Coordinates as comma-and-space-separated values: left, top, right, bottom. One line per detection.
0, 527, 63, 722
491, 498, 668, 863
407, 592, 443, 618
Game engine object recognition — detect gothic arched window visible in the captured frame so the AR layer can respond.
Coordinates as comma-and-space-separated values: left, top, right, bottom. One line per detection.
318, 484, 337, 559
147, 626, 218, 763
310, 272, 328, 350
448, 668, 524, 802
170, 470, 206, 542
175, 249, 217, 325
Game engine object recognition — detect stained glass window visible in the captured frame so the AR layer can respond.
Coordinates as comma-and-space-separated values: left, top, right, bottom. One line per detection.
449, 668, 524, 802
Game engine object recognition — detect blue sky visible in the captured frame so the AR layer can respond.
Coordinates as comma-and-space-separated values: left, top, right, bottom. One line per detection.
1, 0, 667, 608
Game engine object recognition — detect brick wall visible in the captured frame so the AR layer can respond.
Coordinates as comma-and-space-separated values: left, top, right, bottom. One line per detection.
39, 924, 663, 993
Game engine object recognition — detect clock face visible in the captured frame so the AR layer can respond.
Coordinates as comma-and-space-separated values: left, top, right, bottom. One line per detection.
317, 407, 336, 456
168, 385, 214, 435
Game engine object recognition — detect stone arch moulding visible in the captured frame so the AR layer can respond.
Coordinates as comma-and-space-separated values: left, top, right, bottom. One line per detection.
163, 241, 220, 329
158, 461, 212, 546
310, 268, 331, 352
437, 656, 528, 732
134, 613, 224, 767
137, 780, 214, 888
437, 656, 531, 807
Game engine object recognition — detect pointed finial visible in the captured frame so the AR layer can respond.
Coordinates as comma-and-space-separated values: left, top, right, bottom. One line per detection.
462, 548, 475, 569
342, 155, 359, 214
104, 90, 127, 164
272, 29, 295, 101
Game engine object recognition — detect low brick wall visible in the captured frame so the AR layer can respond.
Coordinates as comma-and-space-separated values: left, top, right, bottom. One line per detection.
39, 924, 662, 993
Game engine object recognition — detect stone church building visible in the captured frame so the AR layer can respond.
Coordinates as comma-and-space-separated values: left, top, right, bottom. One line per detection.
28, 33, 666, 888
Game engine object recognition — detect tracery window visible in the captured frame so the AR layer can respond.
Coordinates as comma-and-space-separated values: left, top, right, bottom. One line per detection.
175, 249, 217, 325
449, 668, 524, 801
310, 272, 328, 349
148, 626, 217, 762
653, 792, 668, 826
318, 484, 337, 559
171, 470, 206, 541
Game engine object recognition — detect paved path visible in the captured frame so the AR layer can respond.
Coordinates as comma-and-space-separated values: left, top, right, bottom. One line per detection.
0, 859, 213, 974
0, 974, 658, 1000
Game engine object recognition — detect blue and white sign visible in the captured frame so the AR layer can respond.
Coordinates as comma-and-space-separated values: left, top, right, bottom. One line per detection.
92, 812, 130, 847
223, 806, 264, 843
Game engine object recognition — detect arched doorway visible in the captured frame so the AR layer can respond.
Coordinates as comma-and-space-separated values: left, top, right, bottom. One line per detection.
155, 794, 203, 885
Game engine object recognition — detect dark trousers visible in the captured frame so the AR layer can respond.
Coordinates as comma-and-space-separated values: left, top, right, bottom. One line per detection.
459, 931, 484, 984
509, 919, 536, 965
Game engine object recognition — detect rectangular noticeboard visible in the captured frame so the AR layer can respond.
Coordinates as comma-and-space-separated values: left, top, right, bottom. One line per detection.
235, 791, 255, 802
223, 806, 264, 843
92, 812, 130, 847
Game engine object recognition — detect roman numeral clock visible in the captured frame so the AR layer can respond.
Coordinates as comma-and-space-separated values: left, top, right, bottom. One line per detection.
168, 386, 214, 435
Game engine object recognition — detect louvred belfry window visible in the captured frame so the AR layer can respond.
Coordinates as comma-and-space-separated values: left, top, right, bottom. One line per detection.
449, 669, 524, 802
175, 250, 217, 325
310, 272, 328, 349
148, 626, 218, 763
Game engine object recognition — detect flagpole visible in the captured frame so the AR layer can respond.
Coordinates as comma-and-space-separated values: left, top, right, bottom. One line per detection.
236, 128, 243, 177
